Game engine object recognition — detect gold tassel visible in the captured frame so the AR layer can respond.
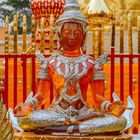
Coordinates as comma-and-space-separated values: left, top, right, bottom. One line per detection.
111, 12, 116, 48
128, 14, 133, 54
40, 17, 45, 54
31, 15, 36, 53
138, 16, 140, 54
5, 15, 9, 53
120, 17, 124, 53
22, 14, 27, 53
99, 26, 104, 56
13, 13, 18, 53
49, 14, 54, 53
93, 28, 99, 59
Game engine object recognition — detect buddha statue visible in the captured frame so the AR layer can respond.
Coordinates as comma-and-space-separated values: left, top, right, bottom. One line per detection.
12, 0, 134, 135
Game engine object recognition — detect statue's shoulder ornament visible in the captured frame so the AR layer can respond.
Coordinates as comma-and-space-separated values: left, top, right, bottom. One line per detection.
94, 52, 109, 70
48, 53, 58, 65
92, 53, 109, 81
36, 53, 52, 80
36, 53, 48, 69
87, 55, 95, 65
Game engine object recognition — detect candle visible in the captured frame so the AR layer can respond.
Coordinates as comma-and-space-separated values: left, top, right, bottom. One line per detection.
40, 17, 45, 54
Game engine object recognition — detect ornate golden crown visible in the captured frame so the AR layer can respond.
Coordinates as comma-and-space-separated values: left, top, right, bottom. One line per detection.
56, 0, 88, 28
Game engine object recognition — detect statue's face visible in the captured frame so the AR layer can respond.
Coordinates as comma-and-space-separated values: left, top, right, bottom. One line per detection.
60, 22, 85, 51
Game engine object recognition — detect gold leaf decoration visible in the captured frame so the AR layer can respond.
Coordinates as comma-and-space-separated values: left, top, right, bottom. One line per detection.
0, 95, 14, 140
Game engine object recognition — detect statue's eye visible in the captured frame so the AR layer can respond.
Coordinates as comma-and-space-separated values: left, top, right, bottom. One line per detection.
74, 31, 81, 37
63, 30, 70, 36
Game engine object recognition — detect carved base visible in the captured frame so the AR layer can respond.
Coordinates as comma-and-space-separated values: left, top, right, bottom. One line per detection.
14, 132, 133, 140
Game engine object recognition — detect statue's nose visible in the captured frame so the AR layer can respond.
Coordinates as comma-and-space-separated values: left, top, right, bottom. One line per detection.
69, 32, 75, 40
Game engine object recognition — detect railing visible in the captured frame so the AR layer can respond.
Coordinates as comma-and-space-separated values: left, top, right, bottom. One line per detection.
0, 49, 140, 134
109, 47, 140, 134
0, 54, 54, 109
1, 54, 36, 108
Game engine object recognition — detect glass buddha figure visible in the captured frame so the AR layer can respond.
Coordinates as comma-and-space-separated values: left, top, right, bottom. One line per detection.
13, 0, 132, 135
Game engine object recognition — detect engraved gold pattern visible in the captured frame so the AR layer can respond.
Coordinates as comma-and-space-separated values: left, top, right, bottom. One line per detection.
22, 15, 27, 53
13, 13, 18, 53
5, 15, 9, 53
14, 132, 133, 140
0, 96, 14, 140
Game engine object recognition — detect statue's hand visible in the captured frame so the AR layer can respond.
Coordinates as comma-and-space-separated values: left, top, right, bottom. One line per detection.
14, 102, 33, 117
65, 112, 105, 125
108, 101, 126, 117
75, 112, 105, 124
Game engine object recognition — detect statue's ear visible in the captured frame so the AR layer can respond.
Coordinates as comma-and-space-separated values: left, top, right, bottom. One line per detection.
58, 32, 61, 39
81, 32, 87, 53
83, 32, 86, 40
81, 32, 86, 44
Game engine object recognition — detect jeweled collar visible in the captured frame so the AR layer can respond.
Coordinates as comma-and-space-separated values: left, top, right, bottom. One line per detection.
57, 53, 89, 63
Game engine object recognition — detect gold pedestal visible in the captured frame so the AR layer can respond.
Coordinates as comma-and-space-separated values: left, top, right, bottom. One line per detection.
14, 132, 133, 140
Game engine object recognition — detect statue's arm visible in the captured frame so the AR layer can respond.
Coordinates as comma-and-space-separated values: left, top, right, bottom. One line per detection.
33, 79, 50, 107
14, 79, 50, 117
90, 69, 107, 110
30, 54, 51, 108
88, 52, 126, 116
90, 69, 126, 116
14, 56, 50, 117
89, 53, 113, 112
28, 56, 51, 109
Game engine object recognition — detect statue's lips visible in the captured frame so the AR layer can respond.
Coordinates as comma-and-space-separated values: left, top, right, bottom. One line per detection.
68, 40, 77, 45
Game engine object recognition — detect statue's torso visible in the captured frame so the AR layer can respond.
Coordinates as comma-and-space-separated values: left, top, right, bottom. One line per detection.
46, 54, 95, 116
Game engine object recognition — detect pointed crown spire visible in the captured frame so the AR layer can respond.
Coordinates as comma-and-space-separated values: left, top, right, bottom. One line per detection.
56, 0, 88, 28
64, 0, 79, 11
